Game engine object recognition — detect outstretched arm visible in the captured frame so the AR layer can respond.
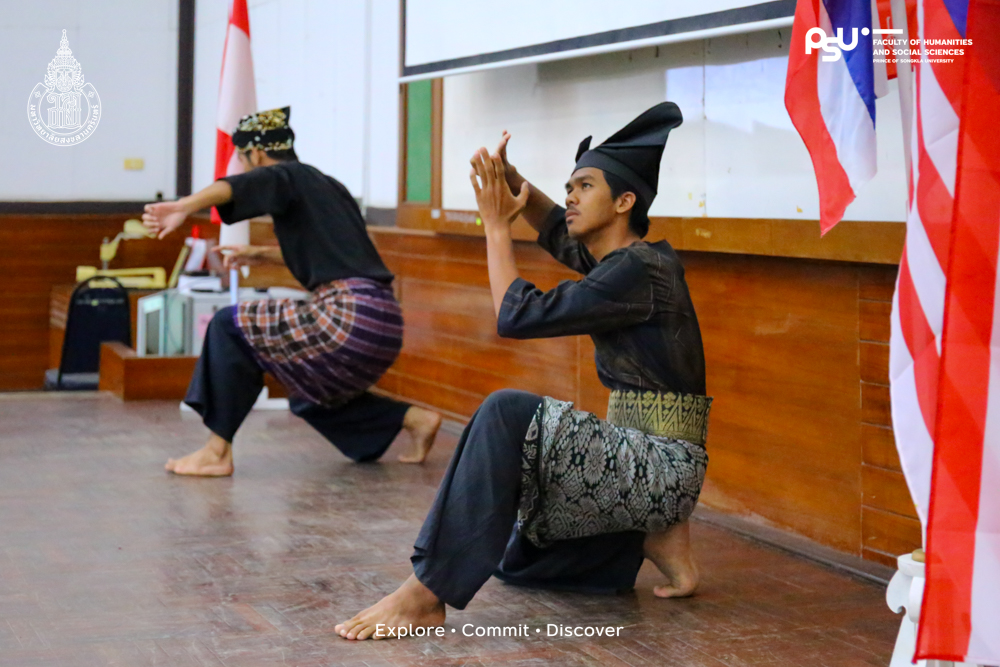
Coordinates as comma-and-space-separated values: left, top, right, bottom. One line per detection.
142, 180, 233, 239
477, 131, 559, 233
470, 147, 530, 317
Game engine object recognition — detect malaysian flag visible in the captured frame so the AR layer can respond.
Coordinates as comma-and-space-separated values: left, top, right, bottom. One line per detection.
892, 0, 1000, 660
787, 0, 999, 659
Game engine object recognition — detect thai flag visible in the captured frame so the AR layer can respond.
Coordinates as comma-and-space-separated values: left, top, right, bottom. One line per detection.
211, 0, 257, 228
785, 0, 878, 234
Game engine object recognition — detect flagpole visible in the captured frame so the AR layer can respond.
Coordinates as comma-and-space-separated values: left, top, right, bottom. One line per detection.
229, 267, 239, 305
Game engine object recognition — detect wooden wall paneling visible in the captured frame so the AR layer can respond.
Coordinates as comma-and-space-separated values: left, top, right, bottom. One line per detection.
859, 300, 893, 342
577, 336, 609, 418
861, 424, 902, 472
383, 369, 486, 420
680, 252, 864, 553
860, 341, 890, 385
862, 506, 923, 567
399, 331, 577, 399
396, 204, 906, 264
0, 215, 216, 391
862, 464, 920, 519
859, 264, 898, 301
856, 263, 920, 563
374, 227, 587, 420
861, 382, 892, 426
399, 279, 576, 364
1, 216, 130, 391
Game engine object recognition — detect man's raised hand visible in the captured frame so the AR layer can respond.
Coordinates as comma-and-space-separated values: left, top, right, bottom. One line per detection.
496, 130, 526, 194
469, 147, 529, 231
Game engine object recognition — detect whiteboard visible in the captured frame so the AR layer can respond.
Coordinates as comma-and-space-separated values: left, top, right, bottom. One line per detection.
442, 30, 908, 223
403, 0, 794, 79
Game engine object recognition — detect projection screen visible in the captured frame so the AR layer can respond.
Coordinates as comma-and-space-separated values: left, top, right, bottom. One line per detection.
402, 0, 795, 80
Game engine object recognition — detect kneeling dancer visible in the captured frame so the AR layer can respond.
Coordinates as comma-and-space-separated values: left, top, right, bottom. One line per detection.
337, 103, 710, 640
143, 107, 441, 476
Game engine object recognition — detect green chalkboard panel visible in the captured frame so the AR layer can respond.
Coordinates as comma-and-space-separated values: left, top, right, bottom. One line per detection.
406, 81, 432, 203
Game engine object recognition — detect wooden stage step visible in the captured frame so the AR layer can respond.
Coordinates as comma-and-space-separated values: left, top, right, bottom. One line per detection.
97, 341, 287, 401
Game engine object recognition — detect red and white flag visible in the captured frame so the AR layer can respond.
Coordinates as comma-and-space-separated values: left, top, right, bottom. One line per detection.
212, 0, 256, 246
890, 0, 1000, 661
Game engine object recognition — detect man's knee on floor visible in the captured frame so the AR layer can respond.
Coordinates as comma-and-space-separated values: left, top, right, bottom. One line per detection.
479, 389, 543, 425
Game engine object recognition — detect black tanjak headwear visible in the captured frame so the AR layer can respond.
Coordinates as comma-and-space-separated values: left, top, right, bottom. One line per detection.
573, 102, 682, 206
232, 106, 295, 152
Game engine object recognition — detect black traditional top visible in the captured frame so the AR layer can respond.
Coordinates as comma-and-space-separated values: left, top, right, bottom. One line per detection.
498, 206, 706, 396
216, 162, 393, 291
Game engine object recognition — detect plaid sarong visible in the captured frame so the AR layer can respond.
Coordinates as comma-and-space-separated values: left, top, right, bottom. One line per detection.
233, 278, 402, 406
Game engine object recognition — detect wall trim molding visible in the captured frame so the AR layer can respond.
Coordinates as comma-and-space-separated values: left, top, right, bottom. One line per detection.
0, 202, 147, 215
392, 204, 906, 265
692, 506, 896, 585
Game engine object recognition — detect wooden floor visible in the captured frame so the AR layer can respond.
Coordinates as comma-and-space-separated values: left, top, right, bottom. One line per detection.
0, 393, 900, 666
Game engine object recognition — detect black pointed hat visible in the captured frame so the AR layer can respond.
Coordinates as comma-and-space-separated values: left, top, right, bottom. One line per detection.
573, 102, 682, 206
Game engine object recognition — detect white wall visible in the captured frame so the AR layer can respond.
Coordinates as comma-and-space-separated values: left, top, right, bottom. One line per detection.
443, 29, 908, 223
2, 0, 179, 201
193, 0, 400, 208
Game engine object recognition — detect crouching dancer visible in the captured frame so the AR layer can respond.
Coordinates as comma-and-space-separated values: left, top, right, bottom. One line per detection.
336, 103, 710, 640
142, 107, 441, 476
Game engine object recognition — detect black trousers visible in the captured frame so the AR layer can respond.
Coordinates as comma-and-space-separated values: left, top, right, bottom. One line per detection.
184, 307, 410, 462
411, 389, 646, 610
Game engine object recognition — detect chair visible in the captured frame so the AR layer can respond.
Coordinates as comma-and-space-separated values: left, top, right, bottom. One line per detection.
44, 277, 131, 391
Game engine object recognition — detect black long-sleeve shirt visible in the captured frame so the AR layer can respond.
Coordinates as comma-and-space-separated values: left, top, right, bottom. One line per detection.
498, 206, 706, 396
216, 162, 393, 290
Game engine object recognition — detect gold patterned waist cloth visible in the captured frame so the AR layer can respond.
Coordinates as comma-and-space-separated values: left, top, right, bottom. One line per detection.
606, 390, 712, 445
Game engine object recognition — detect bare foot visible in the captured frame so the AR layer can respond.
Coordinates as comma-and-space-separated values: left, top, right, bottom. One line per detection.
644, 520, 699, 598
398, 406, 442, 464
165, 433, 234, 477
335, 574, 446, 640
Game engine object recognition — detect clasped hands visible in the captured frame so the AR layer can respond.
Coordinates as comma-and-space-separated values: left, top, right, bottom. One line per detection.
469, 131, 529, 233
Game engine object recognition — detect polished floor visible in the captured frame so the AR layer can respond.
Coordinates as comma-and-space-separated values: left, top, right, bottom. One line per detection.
0, 393, 900, 666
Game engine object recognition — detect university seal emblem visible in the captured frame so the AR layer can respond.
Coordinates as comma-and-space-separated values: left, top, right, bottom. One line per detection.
27, 30, 102, 146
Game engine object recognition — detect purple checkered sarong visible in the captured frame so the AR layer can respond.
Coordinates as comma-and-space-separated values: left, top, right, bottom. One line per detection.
233, 278, 402, 406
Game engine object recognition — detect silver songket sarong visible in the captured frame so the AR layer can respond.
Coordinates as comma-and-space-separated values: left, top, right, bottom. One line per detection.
517, 390, 712, 548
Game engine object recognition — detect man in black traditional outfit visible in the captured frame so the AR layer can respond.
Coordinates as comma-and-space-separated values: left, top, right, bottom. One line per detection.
336, 102, 711, 640
142, 107, 441, 476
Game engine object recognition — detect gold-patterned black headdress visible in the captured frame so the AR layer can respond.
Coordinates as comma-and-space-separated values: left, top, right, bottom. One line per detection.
231, 106, 295, 152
